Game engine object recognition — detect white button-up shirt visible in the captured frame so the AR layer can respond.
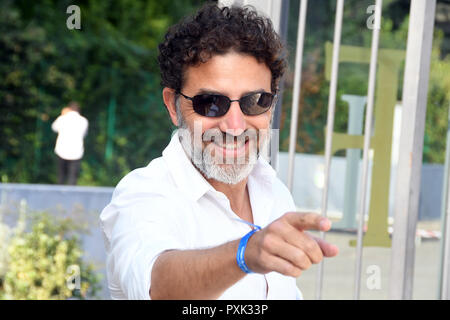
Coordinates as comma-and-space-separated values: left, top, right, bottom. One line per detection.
51, 111, 88, 160
100, 130, 303, 300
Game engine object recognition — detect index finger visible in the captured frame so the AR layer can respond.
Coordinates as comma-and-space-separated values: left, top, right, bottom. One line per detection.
283, 212, 331, 232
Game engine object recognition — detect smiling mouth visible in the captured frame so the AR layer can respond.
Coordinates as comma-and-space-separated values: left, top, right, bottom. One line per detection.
211, 135, 250, 149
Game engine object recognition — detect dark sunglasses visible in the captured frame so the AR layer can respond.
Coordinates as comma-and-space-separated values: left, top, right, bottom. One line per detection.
177, 91, 277, 117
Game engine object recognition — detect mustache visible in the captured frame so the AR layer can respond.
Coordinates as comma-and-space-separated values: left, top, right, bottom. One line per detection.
201, 128, 258, 144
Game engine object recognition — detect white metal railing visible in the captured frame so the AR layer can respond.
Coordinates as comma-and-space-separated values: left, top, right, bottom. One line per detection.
287, 0, 308, 191
389, 0, 437, 300
315, 0, 345, 300
443, 157, 450, 299
283, 0, 442, 300
220, 0, 445, 300
354, 0, 383, 300
440, 103, 450, 299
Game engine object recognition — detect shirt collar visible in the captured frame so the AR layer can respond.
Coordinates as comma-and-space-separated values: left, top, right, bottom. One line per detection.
162, 130, 212, 201
162, 129, 277, 202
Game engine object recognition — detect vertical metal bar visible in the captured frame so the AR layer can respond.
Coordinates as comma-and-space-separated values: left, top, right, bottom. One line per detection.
271, 0, 290, 170
389, 0, 436, 300
315, 0, 345, 300
354, 0, 383, 300
218, 0, 241, 7
438, 103, 450, 299
286, 0, 308, 191
442, 160, 450, 300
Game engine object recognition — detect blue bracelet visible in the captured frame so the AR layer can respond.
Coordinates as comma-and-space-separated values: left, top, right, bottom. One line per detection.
236, 226, 261, 274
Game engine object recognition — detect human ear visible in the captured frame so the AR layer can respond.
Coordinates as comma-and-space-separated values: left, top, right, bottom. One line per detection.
162, 87, 179, 126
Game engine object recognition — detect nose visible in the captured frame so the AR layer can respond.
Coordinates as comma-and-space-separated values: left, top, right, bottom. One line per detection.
219, 101, 246, 136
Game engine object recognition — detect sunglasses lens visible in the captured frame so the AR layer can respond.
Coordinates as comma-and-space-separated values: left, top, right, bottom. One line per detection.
241, 93, 274, 115
192, 95, 229, 117
189, 92, 274, 117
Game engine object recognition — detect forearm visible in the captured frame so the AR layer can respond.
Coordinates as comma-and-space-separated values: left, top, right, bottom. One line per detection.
150, 239, 245, 299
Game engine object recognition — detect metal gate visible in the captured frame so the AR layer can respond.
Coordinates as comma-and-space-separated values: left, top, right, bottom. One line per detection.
220, 0, 450, 300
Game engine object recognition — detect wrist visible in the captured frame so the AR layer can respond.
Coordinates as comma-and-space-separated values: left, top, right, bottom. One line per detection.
236, 227, 261, 274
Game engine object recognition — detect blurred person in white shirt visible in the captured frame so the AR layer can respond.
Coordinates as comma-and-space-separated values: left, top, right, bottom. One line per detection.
51, 101, 88, 185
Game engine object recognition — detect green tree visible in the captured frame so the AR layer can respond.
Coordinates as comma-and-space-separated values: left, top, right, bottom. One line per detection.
0, 0, 207, 186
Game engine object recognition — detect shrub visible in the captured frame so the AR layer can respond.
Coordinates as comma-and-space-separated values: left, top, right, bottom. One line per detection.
0, 210, 101, 300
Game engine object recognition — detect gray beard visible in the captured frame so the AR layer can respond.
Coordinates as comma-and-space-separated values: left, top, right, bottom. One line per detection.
176, 107, 271, 185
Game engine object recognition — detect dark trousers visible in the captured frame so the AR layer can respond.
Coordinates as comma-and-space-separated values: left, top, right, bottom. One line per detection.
57, 156, 81, 185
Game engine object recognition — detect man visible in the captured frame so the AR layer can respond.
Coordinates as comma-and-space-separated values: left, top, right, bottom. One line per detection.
100, 3, 338, 300
51, 101, 88, 185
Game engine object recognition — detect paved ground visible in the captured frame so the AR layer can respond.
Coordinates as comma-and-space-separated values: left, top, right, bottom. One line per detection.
295, 220, 444, 300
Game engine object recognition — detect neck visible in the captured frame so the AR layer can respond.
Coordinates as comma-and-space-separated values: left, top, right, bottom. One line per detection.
206, 176, 252, 223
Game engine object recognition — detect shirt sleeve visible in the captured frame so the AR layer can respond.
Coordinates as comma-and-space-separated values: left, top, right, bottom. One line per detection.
82, 117, 88, 138
101, 191, 186, 300
295, 286, 304, 300
51, 116, 61, 133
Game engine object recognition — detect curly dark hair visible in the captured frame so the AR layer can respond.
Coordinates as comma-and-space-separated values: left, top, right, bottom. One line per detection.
157, 2, 287, 93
